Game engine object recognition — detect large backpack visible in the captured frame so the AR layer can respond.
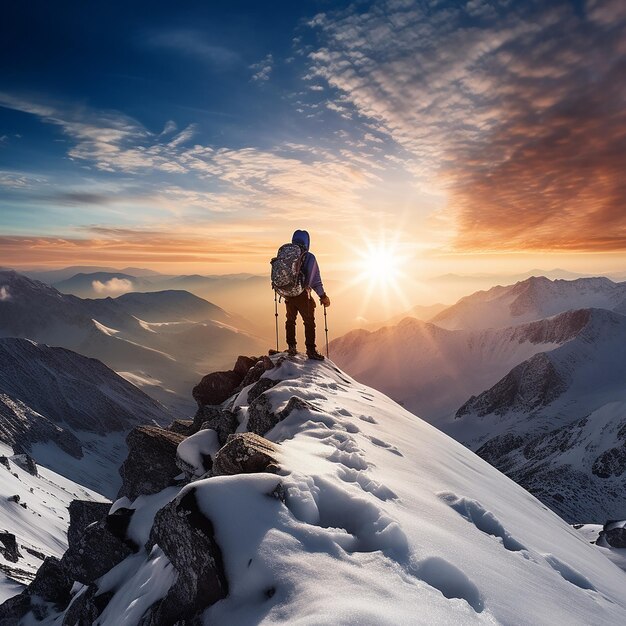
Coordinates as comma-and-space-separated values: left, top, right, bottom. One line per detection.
271, 243, 306, 298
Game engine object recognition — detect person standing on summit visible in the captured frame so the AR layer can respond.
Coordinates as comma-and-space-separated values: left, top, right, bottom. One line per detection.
271, 229, 330, 360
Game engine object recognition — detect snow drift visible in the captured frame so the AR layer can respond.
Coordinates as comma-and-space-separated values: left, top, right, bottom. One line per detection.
4, 355, 626, 625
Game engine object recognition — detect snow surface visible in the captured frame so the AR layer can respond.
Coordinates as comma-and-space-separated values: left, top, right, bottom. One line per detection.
32, 356, 626, 625
0, 442, 107, 602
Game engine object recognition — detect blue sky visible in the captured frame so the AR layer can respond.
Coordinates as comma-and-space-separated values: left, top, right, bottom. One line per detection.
0, 0, 624, 273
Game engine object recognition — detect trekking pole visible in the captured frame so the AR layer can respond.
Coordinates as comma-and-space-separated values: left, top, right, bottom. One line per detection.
274, 290, 279, 352
324, 305, 329, 357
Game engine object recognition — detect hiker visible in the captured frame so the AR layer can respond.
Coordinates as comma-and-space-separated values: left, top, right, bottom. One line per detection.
271, 229, 331, 360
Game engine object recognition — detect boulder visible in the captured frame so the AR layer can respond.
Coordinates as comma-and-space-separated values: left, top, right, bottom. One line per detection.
233, 355, 257, 378
62, 585, 114, 626
67, 500, 111, 547
598, 520, 626, 548
238, 356, 275, 389
247, 377, 279, 404
144, 488, 228, 624
10, 453, 38, 476
167, 419, 194, 436
0, 557, 73, 623
192, 370, 242, 408
213, 433, 280, 477
248, 394, 318, 437
193, 406, 239, 444
0, 531, 21, 563
0, 456, 10, 471
118, 426, 185, 501
62, 509, 137, 585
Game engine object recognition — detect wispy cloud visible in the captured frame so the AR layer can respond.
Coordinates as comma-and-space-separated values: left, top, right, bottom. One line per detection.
251, 54, 274, 81
0, 286, 11, 301
307, 0, 626, 252
92, 277, 134, 295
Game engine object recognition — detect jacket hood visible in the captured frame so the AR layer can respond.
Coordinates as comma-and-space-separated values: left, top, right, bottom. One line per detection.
292, 229, 310, 251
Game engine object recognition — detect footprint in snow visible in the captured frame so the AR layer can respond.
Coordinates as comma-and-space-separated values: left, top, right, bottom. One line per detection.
543, 554, 596, 591
359, 414, 378, 424
367, 436, 404, 457
438, 492, 526, 552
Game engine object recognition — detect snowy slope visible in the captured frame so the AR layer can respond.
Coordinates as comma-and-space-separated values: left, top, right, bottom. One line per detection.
432, 275, 626, 330
448, 308, 626, 522
0, 442, 107, 602
0, 338, 172, 496
330, 309, 589, 420
0, 270, 265, 414
29, 356, 626, 625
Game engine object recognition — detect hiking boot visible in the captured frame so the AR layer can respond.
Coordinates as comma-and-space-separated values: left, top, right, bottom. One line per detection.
287, 345, 298, 356
307, 350, 325, 361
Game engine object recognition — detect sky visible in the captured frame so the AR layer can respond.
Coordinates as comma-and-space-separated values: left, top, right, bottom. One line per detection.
0, 0, 625, 277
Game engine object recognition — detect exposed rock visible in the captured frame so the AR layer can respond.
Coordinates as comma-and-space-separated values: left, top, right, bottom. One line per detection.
592, 445, 626, 478
0, 557, 73, 623
67, 500, 111, 547
176, 429, 219, 478
247, 377, 279, 404
238, 356, 275, 389
233, 355, 257, 378
118, 426, 185, 500
145, 488, 228, 624
192, 370, 242, 408
0, 531, 21, 563
193, 405, 239, 445
7, 494, 20, 504
213, 433, 279, 477
62, 509, 137, 585
168, 418, 194, 435
0, 456, 11, 471
248, 394, 318, 437
10, 453, 38, 476
62, 584, 114, 626
598, 521, 626, 548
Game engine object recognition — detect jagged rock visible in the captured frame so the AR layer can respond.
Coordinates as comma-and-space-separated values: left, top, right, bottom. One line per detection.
0, 531, 21, 563
192, 370, 242, 408
67, 500, 111, 546
248, 394, 317, 437
193, 405, 239, 445
0, 556, 73, 623
176, 429, 220, 478
10, 453, 38, 476
239, 356, 275, 389
7, 494, 20, 504
233, 355, 257, 378
144, 488, 228, 624
213, 433, 279, 477
62, 584, 114, 626
592, 446, 626, 478
168, 418, 194, 435
598, 521, 626, 548
0, 456, 11, 471
247, 377, 279, 404
118, 426, 185, 500
62, 509, 137, 585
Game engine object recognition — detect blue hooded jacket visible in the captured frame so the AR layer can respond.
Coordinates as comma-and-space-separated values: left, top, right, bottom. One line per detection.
292, 229, 325, 297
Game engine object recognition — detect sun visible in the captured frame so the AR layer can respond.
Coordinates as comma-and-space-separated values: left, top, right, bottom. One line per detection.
359, 243, 402, 287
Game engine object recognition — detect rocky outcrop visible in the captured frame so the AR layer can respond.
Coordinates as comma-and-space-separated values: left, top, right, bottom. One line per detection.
597, 521, 626, 548
192, 370, 242, 408
10, 452, 38, 476
0, 531, 21, 563
118, 426, 185, 500
62, 585, 114, 626
233, 355, 257, 378
193, 405, 239, 444
213, 433, 279, 476
144, 488, 228, 624
167, 418, 194, 435
592, 445, 626, 478
247, 376, 279, 404
67, 500, 111, 546
238, 356, 275, 390
0, 557, 73, 623
62, 508, 137, 584
248, 394, 318, 437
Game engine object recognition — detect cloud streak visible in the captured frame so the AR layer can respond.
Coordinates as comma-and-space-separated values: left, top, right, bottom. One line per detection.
308, 0, 626, 252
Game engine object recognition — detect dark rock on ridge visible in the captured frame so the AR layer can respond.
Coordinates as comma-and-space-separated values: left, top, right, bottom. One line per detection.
67, 500, 111, 547
118, 425, 185, 500
192, 370, 243, 408
0, 532, 21, 563
213, 433, 279, 477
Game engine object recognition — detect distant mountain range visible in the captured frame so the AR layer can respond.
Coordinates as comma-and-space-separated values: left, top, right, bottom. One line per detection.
0, 270, 266, 415
0, 337, 172, 496
332, 275, 626, 522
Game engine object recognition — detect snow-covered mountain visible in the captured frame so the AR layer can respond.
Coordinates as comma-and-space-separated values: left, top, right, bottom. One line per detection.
0, 338, 172, 496
330, 309, 589, 419
432, 276, 626, 331
0, 442, 107, 602
3, 356, 626, 624
448, 308, 626, 522
0, 270, 266, 414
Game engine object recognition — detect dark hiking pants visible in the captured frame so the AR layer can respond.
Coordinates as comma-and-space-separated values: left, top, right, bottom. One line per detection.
285, 290, 316, 353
